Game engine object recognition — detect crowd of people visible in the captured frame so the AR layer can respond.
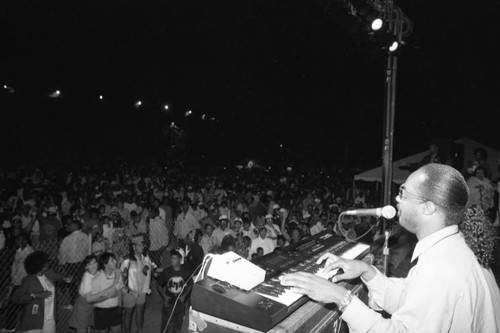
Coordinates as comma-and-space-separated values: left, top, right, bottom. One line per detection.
0, 163, 376, 332
0, 157, 497, 332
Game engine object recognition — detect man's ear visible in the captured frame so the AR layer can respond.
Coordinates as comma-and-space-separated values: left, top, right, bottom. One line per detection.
421, 201, 437, 215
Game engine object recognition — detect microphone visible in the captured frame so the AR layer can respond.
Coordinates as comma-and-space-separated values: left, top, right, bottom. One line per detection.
344, 205, 396, 219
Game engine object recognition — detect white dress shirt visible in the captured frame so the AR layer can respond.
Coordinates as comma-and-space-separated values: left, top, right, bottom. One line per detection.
342, 225, 500, 333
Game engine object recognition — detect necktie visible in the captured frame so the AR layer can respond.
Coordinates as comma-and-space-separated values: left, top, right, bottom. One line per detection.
409, 257, 419, 269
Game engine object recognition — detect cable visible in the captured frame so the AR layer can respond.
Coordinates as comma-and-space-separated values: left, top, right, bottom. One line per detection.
161, 254, 214, 333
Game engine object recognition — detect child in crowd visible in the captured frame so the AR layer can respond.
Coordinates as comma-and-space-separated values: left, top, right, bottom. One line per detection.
157, 250, 192, 333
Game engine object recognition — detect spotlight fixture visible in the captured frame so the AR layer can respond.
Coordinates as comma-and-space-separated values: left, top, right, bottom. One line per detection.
366, 13, 383, 31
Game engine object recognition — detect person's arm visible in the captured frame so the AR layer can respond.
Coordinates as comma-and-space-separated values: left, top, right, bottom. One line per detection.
280, 217, 291, 243
23, 212, 37, 234
12, 277, 52, 304
156, 277, 171, 305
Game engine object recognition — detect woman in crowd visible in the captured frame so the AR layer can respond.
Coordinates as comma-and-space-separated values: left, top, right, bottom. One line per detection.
91, 252, 123, 333
68, 254, 121, 333
121, 235, 155, 333
12, 251, 71, 333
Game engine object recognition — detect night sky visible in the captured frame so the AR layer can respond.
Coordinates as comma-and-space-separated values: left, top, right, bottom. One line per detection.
1, 0, 499, 169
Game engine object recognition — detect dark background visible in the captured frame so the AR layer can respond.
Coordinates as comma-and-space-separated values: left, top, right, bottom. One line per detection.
1, 0, 499, 169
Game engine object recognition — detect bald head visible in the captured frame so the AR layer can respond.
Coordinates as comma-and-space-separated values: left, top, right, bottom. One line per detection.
413, 164, 469, 225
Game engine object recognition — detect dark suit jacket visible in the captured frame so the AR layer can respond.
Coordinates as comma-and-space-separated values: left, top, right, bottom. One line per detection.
12, 269, 63, 331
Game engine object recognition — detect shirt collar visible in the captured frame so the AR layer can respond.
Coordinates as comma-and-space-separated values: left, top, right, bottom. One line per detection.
411, 225, 459, 262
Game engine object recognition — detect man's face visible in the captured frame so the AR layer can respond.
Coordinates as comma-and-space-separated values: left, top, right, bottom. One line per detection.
205, 225, 214, 236
182, 202, 189, 213
259, 228, 267, 239
396, 171, 426, 234
476, 169, 485, 180
171, 254, 181, 267
233, 221, 241, 232
220, 220, 227, 230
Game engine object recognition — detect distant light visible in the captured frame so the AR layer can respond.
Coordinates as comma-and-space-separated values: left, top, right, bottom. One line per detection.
201, 114, 206, 120
389, 41, 399, 52
170, 122, 176, 128
211, 117, 216, 121
3, 85, 7, 89
371, 18, 383, 31
99, 95, 103, 100
185, 110, 192, 116
279, 144, 283, 148
164, 105, 169, 110
49, 90, 61, 98
135, 100, 142, 107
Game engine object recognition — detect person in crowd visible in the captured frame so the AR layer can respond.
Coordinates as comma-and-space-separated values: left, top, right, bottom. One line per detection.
37, 206, 62, 262
12, 251, 71, 333
121, 235, 155, 333
91, 252, 123, 333
184, 229, 204, 276
199, 224, 217, 255
58, 220, 90, 308
147, 207, 169, 267
213, 215, 231, 247
264, 214, 281, 246
229, 217, 243, 239
249, 227, 275, 256
68, 254, 120, 333
157, 250, 192, 333
281, 164, 500, 332
174, 200, 200, 243
1, 233, 34, 332
467, 166, 495, 215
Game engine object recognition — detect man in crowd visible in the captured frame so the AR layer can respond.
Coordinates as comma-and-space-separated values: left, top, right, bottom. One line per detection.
281, 164, 500, 332
147, 207, 170, 267
174, 200, 200, 243
213, 215, 231, 247
199, 224, 217, 255
250, 227, 275, 256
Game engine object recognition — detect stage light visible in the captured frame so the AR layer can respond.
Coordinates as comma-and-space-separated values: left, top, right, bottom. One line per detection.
164, 105, 169, 110
134, 100, 142, 107
3, 85, 7, 89
185, 110, 192, 116
389, 41, 399, 52
370, 17, 383, 31
201, 114, 206, 120
99, 95, 103, 100
170, 122, 175, 128
211, 117, 216, 121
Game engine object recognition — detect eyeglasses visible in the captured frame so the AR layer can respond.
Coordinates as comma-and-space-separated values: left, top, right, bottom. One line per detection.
398, 184, 427, 202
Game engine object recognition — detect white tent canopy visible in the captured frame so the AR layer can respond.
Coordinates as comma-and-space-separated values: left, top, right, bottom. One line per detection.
354, 137, 500, 184
354, 150, 428, 185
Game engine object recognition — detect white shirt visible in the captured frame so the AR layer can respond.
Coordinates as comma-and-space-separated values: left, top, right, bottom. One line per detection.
174, 212, 200, 240
121, 254, 155, 294
342, 225, 500, 333
12, 245, 34, 285
213, 227, 231, 246
58, 230, 90, 264
199, 234, 218, 254
92, 270, 122, 308
249, 236, 275, 256
149, 216, 169, 251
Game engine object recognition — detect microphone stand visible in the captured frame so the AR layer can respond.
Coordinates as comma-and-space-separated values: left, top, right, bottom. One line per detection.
382, 229, 390, 276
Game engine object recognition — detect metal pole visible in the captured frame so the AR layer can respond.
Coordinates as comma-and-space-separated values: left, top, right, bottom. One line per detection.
381, 53, 398, 275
